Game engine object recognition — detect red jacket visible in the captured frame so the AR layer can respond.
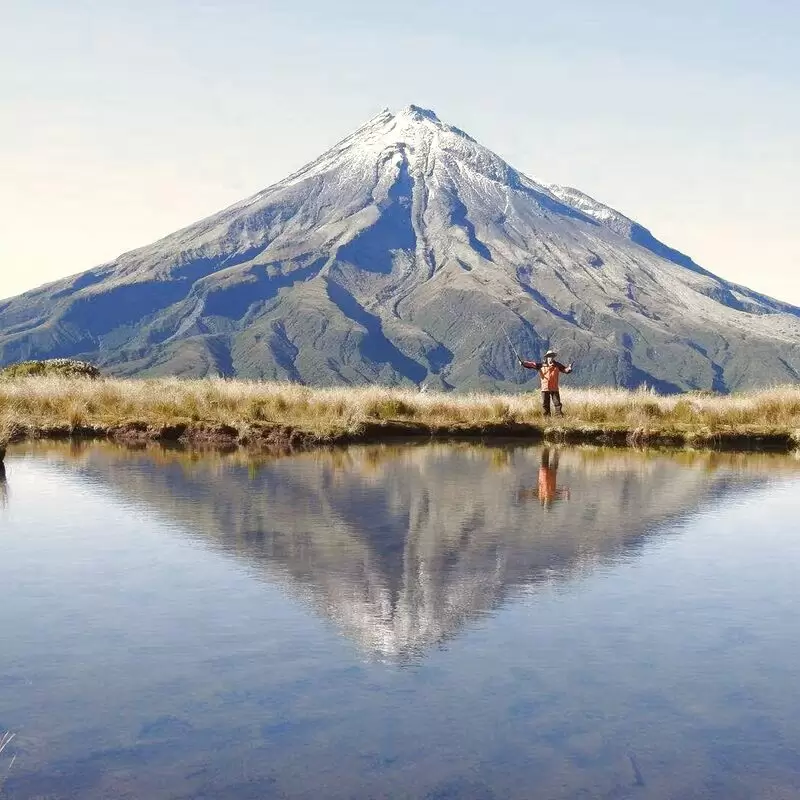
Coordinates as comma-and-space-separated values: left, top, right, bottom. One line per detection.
521, 360, 572, 391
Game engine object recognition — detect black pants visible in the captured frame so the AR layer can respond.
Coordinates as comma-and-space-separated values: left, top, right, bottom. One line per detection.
542, 391, 562, 416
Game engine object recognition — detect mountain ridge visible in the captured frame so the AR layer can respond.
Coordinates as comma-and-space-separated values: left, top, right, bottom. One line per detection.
1, 105, 799, 391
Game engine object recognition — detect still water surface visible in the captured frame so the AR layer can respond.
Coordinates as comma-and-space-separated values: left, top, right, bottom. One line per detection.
1, 443, 799, 799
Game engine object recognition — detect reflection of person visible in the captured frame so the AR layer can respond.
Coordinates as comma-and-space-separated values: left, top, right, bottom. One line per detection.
519, 448, 570, 508
519, 350, 573, 416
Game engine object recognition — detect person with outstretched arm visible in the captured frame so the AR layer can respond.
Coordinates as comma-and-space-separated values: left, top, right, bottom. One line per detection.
519, 349, 573, 417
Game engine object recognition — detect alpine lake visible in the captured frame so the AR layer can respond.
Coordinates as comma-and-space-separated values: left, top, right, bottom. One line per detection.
1, 440, 799, 799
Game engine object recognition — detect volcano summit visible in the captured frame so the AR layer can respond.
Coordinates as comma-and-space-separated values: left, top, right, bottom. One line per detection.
2, 105, 798, 391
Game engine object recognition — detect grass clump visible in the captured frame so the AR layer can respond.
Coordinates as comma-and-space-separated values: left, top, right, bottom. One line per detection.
0, 359, 100, 380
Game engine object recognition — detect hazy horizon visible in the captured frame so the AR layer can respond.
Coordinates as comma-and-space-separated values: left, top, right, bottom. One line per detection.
3, 1, 799, 304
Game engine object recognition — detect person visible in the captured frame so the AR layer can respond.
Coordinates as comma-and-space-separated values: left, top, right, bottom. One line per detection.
519, 350, 574, 417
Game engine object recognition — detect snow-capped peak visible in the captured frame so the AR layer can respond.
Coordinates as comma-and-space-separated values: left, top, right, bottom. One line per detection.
396, 104, 441, 123
267, 104, 490, 194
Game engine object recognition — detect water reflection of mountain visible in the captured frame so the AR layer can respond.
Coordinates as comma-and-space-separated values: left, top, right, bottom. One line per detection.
22, 443, 798, 659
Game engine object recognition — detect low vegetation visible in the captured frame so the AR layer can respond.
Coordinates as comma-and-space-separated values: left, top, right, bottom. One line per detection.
1, 376, 799, 451
0, 358, 100, 380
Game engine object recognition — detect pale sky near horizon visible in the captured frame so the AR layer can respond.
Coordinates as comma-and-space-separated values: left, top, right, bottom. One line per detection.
2, 1, 799, 303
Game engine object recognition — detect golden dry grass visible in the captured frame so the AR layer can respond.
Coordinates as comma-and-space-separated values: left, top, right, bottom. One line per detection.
1, 376, 800, 446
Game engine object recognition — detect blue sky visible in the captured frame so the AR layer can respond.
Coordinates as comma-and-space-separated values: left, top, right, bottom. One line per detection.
2, 0, 799, 302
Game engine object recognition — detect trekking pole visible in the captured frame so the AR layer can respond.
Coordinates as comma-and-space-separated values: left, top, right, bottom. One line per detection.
500, 322, 522, 362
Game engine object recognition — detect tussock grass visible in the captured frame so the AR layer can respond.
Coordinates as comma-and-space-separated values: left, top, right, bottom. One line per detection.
1, 377, 799, 445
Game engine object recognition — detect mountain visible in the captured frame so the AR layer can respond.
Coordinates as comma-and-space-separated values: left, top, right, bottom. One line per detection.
2, 104, 799, 391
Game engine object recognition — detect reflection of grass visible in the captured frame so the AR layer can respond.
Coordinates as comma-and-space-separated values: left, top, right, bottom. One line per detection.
18, 439, 800, 485
1, 377, 800, 449
0, 731, 16, 792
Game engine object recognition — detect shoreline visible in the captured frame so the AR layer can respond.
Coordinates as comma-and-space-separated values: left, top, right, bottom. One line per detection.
2, 418, 798, 458
2, 376, 800, 459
